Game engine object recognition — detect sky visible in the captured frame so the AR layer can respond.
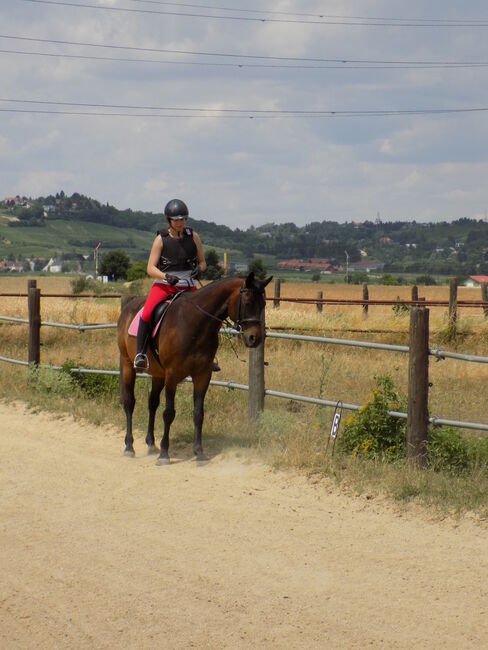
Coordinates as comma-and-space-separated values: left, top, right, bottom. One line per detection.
2, 0, 488, 228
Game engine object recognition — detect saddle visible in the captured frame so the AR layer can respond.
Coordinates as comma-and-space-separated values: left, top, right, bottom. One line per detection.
128, 292, 183, 340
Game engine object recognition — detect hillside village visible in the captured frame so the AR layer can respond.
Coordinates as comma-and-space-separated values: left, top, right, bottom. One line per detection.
1, 192, 488, 282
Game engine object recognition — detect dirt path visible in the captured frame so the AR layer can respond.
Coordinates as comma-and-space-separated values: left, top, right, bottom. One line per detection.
1, 401, 487, 649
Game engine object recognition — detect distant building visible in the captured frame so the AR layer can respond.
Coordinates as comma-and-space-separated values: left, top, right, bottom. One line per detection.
42, 257, 63, 273
277, 258, 338, 272
464, 275, 488, 287
348, 259, 385, 273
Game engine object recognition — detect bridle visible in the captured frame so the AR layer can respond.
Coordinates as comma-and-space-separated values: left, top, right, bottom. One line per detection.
232, 286, 263, 329
188, 283, 263, 331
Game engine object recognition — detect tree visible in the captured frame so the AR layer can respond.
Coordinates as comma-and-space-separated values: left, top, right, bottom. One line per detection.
100, 250, 130, 280
248, 257, 267, 279
127, 261, 147, 281
203, 249, 224, 280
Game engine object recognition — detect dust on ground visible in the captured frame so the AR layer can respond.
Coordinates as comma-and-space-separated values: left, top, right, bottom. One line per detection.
1, 401, 487, 649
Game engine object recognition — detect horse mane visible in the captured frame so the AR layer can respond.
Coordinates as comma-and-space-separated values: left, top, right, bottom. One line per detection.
187, 276, 243, 299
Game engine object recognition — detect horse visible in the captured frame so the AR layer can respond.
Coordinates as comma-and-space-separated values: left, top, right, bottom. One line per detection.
117, 272, 272, 464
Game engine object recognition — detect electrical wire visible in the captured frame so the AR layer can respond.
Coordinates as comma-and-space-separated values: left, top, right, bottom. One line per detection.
2, 98, 488, 118
1, 34, 488, 68
19, 0, 488, 27
4, 48, 488, 70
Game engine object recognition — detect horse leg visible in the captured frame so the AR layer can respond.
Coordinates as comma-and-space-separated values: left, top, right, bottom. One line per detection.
120, 357, 136, 456
146, 376, 164, 454
157, 383, 176, 465
192, 372, 212, 461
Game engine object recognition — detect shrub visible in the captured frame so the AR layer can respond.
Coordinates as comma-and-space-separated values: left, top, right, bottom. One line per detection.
127, 261, 147, 281
61, 361, 119, 399
71, 276, 89, 294
339, 375, 407, 461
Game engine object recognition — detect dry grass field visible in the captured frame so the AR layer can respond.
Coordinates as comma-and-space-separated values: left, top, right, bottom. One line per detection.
1, 274, 488, 514
1, 275, 487, 428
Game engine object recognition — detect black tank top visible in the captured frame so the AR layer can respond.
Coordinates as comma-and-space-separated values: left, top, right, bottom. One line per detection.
157, 227, 198, 272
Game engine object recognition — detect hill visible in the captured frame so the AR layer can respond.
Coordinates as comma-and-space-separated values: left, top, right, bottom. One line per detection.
1, 192, 488, 277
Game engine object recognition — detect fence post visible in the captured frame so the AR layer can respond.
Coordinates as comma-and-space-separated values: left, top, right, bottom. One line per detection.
316, 290, 323, 313
28, 286, 41, 365
411, 285, 418, 303
362, 283, 369, 319
481, 282, 488, 319
248, 308, 265, 427
273, 278, 281, 309
448, 278, 458, 338
406, 307, 429, 466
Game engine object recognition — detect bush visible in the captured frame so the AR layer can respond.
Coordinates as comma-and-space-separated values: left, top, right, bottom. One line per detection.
127, 261, 147, 281
71, 276, 89, 294
339, 375, 407, 461
415, 274, 437, 286
61, 361, 119, 399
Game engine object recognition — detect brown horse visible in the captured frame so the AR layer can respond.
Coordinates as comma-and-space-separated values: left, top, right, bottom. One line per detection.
117, 272, 272, 463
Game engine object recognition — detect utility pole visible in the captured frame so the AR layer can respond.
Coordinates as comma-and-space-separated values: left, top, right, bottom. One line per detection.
94, 242, 101, 276
345, 250, 349, 283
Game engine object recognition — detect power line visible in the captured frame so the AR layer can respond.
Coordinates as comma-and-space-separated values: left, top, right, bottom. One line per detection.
2, 98, 488, 117
125, 0, 488, 25
4, 47, 488, 70
19, 0, 488, 27
2, 34, 488, 68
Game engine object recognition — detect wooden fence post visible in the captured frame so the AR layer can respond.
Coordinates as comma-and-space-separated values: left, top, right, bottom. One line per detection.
362, 283, 369, 319
248, 308, 265, 427
411, 285, 418, 303
316, 291, 323, 313
273, 278, 281, 309
406, 307, 429, 466
448, 278, 458, 339
481, 282, 488, 319
28, 286, 41, 365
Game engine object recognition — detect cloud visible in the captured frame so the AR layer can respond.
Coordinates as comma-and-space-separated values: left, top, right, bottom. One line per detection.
1, 1, 488, 227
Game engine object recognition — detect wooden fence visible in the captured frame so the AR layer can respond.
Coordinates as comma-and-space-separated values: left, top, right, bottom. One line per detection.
2, 279, 488, 468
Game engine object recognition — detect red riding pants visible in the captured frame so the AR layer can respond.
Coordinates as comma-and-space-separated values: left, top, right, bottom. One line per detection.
141, 283, 196, 322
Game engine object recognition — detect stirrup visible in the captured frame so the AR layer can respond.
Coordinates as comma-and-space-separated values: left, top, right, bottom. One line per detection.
134, 353, 149, 370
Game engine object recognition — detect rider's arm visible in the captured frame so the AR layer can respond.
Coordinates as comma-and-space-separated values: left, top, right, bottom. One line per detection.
146, 235, 169, 280
193, 231, 207, 272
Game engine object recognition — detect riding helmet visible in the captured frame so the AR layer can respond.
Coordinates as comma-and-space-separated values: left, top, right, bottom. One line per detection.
164, 198, 189, 222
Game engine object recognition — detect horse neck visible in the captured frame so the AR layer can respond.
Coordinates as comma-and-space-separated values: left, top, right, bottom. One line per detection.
192, 278, 242, 321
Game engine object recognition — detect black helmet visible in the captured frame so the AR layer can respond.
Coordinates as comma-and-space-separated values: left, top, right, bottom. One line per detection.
164, 198, 189, 221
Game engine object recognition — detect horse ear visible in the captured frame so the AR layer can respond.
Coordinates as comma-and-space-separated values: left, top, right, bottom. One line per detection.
262, 276, 273, 288
245, 271, 255, 288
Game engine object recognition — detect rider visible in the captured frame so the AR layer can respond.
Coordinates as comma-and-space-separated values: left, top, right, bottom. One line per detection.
133, 198, 207, 370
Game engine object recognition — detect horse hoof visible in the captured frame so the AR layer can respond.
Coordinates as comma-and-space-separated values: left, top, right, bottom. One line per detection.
147, 445, 159, 456
195, 454, 209, 464
156, 457, 171, 466
124, 448, 135, 457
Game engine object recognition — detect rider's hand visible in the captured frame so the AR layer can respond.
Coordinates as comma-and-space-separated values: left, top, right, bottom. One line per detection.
165, 274, 179, 285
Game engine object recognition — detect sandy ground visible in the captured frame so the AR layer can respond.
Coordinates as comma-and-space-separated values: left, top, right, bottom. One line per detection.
1, 402, 488, 649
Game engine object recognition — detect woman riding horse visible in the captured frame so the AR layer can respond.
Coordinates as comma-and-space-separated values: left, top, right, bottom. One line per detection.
118, 272, 272, 463
133, 198, 208, 370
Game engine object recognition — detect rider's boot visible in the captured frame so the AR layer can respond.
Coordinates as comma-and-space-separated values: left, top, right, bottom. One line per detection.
134, 318, 151, 370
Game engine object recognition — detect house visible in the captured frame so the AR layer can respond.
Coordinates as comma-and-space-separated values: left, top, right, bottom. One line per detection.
464, 275, 488, 287
277, 258, 338, 272
42, 258, 63, 273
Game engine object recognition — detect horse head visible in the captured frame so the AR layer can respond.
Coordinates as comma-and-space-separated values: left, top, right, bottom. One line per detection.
230, 272, 273, 348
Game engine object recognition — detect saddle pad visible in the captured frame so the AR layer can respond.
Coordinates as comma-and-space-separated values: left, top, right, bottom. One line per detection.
128, 308, 163, 338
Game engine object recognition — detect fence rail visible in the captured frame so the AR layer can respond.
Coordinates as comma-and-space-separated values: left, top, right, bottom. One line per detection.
1, 281, 488, 459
